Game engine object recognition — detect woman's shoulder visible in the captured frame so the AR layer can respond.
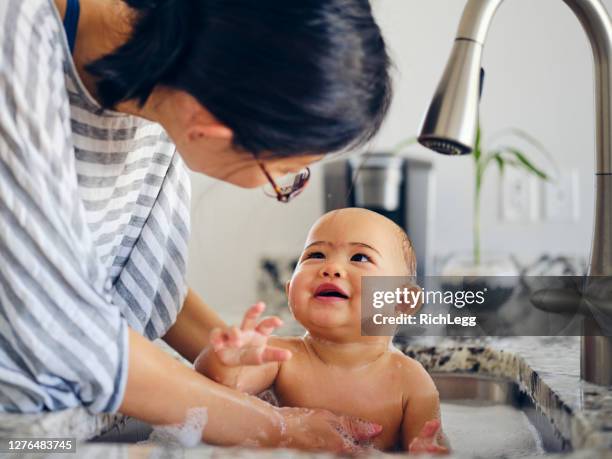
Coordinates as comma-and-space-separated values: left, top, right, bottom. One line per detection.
1, 0, 64, 47
0, 0, 68, 108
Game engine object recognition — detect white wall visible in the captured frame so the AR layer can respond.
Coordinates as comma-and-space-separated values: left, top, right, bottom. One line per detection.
187, 0, 607, 322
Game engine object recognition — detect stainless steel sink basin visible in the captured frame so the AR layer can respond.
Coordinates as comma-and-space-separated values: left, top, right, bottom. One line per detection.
432, 373, 571, 457
92, 373, 572, 456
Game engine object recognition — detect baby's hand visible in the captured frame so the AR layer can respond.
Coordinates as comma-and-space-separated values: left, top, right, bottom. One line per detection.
408, 419, 449, 455
210, 302, 292, 366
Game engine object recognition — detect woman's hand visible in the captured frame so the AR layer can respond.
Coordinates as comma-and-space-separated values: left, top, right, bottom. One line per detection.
278, 406, 383, 453
210, 302, 292, 366
408, 419, 449, 454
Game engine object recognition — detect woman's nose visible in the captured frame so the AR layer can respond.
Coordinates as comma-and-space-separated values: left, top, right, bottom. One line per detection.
319, 262, 346, 278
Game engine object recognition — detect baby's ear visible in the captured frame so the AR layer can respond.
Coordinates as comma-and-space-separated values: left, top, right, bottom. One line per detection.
395, 285, 423, 316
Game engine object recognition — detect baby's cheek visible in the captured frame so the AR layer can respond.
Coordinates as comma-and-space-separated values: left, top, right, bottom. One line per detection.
350, 278, 362, 305
287, 277, 309, 313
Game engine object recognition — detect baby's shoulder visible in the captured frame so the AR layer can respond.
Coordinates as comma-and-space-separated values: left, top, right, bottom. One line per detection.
385, 350, 438, 393
382, 351, 439, 415
268, 336, 307, 353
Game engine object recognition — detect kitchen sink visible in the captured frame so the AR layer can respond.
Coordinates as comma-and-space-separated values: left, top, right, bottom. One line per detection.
432, 373, 571, 457
91, 373, 572, 456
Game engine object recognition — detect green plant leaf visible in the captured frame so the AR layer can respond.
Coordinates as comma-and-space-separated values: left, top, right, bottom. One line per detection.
474, 127, 482, 162
501, 147, 549, 180
493, 153, 505, 175
490, 128, 549, 156
488, 127, 559, 176
481, 150, 500, 170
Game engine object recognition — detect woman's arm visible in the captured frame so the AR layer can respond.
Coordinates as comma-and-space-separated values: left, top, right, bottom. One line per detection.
162, 288, 226, 362
122, 328, 381, 450
122, 328, 281, 445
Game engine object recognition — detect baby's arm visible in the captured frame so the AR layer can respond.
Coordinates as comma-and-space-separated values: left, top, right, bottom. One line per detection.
400, 360, 450, 453
195, 303, 290, 395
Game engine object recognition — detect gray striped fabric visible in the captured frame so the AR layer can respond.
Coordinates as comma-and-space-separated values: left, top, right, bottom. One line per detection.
0, 0, 191, 413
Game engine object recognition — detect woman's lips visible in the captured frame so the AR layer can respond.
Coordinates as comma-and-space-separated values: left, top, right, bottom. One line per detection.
313, 283, 350, 302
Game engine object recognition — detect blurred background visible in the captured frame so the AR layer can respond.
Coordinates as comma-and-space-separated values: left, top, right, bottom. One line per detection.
187, 0, 605, 324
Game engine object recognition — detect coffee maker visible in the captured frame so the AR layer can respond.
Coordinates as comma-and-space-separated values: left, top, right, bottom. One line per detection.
323, 153, 435, 278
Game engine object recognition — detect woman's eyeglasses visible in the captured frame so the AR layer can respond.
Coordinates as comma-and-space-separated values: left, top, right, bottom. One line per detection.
257, 161, 311, 203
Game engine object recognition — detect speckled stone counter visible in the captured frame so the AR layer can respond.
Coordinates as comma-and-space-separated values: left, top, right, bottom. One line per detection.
0, 408, 124, 441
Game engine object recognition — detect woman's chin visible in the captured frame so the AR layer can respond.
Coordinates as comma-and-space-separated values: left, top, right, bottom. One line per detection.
191, 168, 267, 188
218, 176, 265, 189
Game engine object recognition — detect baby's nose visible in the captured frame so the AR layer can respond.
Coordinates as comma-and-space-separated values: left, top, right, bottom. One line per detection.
319, 263, 345, 278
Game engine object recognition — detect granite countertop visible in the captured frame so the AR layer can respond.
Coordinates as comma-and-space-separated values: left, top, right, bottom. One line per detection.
1, 336, 611, 458
400, 336, 612, 450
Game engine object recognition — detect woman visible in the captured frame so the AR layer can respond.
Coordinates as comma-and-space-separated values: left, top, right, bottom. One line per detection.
0, 0, 391, 451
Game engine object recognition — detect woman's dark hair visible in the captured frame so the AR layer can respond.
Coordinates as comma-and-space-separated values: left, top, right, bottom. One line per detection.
86, 0, 393, 157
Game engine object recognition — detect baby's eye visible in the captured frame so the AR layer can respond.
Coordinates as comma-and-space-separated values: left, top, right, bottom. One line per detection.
304, 251, 325, 260
351, 253, 372, 263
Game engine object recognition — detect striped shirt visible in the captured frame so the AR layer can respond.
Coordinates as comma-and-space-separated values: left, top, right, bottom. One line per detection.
0, 0, 191, 413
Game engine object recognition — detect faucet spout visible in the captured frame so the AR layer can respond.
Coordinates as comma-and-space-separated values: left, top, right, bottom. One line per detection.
419, 0, 612, 385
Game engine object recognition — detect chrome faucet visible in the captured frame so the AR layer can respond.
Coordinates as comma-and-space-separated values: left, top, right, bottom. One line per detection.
419, 0, 612, 385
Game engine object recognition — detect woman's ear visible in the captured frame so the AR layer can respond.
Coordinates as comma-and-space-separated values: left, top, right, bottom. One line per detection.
395, 285, 423, 316
187, 123, 233, 142
168, 91, 234, 142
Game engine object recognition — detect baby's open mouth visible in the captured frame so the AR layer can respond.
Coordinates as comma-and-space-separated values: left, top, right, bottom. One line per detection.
314, 283, 349, 300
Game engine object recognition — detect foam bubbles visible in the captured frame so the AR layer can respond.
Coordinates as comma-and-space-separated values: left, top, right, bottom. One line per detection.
141, 407, 208, 448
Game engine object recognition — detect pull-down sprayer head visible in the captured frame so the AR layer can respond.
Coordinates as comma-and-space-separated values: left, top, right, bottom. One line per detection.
418, 0, 503, 155
418, 42, 484, 156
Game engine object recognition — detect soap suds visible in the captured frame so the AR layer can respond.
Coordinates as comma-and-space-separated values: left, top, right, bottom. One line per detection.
139, 407, 208, 448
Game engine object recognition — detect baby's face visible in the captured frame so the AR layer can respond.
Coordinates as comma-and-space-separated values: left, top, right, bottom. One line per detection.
287, 208, 409, 340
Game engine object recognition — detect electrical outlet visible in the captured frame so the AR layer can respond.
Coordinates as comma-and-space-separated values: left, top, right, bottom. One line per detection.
500, 167, 539, 222
544, 169, 579, 222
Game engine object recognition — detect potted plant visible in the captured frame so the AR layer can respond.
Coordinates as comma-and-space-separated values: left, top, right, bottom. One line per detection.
386, 129, 555, 320
393, 126, 553, 276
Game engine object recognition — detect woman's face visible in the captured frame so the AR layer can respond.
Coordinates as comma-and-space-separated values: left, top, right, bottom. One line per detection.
180, 144, 321, 189
147, 88, 323, 188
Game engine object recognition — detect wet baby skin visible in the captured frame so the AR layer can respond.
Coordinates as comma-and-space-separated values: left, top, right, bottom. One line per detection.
196, 208, 448, 452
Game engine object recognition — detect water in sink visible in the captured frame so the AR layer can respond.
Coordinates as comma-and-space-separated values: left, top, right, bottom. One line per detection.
441, 400, 544, 457
432, 373, 569, 457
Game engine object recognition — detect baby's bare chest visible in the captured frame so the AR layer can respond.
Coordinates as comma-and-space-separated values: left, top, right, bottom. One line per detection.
273, 359, 406, 450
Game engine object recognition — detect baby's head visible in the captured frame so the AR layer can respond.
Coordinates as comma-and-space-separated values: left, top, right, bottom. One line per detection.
286, 208, 417, 341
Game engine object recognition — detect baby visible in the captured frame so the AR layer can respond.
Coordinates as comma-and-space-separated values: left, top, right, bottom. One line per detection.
195, 208, 448, 452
